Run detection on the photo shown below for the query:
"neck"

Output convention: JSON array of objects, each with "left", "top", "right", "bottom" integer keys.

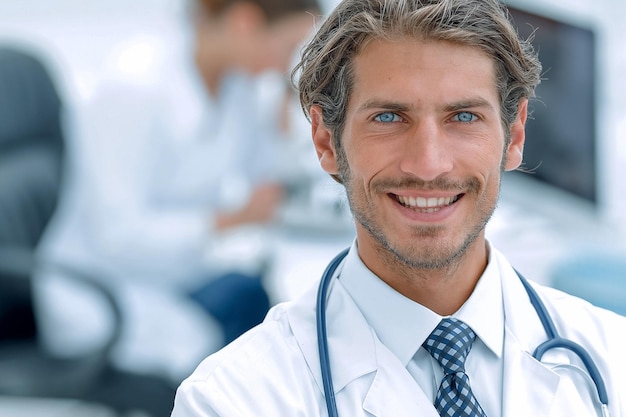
[
  {"left": 198, "top": 47, "right": 226, "bottom": 96},
  {"left": 194, "top": 25, "right": 230, "bottom": 97},
  {"left": 356, "top": 233, "right": 489, "bottom": 316}
]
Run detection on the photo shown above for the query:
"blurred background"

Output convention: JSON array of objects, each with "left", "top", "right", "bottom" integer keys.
[{"left": 0, "top": 0, "right": 625, "bottom": 415}]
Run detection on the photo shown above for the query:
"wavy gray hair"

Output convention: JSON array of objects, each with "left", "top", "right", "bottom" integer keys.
[{"left": 293, "top": 0, "right": 541, "bottom": 157}]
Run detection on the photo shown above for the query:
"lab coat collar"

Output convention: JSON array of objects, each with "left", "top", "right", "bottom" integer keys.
[
  {"left": 287, "top": 260, "right": 377, "bottom": 394},
  {"left": 339, "top": 242, "right": 441, "bottom": 367},
  {"left": 286, "top": 249, "right": 439, "bottom": 416},
  {"left": 289, "top": 280, "right": 441, "bottom": 416}
]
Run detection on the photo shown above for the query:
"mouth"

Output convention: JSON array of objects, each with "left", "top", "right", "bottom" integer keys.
[{"left": 393, "top": 194, "right": 462, "bottom": 213}]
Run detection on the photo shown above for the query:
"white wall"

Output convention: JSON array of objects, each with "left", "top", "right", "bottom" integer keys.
[{"left": 0, "top": 0, "right": 187, "bottom": 105}]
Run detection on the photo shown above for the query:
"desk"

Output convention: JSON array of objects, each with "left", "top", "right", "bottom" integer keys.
[
  {"left": 0, "top": 397, "right": 117, "bottom": 417},
  {"left": 265, "top": 227, "right": 355, "bottom": 304}
]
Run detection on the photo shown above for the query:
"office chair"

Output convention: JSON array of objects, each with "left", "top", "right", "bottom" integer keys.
[
  {"left": 0, "top": 44, "right": 123, "bottom": 396},
  {"left": 0, "top": 46, "right": 175, "bottom": 417},
  {"left": 0, "top": 44, "right": 64, "bottom": 343},
  {"left": 0, "top": 249, "right": 124, "bottom": 397}
]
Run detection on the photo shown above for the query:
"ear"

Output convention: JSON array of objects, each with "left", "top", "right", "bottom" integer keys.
[
  {"left": 504, "top": 99, "right": 528, "bottom": 171},
  {"left": 310, "top": 105, "right": 339, "bottom": 176}
]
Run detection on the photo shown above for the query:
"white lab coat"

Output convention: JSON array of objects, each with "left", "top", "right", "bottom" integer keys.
[{"left": 172, "top": 246, "right": 626, "bottom": 416}]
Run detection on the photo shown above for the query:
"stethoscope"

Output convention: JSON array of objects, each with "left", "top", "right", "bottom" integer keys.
[{"left": 316, "top": 248, "right": 610, "bottom": 417}]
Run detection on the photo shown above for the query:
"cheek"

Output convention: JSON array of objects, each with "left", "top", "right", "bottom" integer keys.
[
  {"left": 342, "top": 125, "right": 396, "bottom": 172},
  {"left": 455, "top": 137, "right": 505, "bottom": 183},
  {"left": 340, "top": 133, "right": 377, "bottom": 180},
  {"left": 344, "top": 149, "right": 393, "bottom": 201}
]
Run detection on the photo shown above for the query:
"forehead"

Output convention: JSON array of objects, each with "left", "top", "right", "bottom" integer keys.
[{"left": 349, "top": 38, "right": 499, "bottom": 110}]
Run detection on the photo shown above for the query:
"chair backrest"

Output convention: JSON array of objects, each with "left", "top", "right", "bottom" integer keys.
[
  {"left": 0, "top": 48, "right": 163, "bottom": 413},
  {"left": 0, "top": 46, "right": 63, "bottom": 154},
  {"left": 0, "top": 46, "right": 65, "bottom": 341}
]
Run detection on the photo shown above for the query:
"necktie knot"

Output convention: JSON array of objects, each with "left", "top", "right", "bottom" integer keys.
[
  {"left": 422, "top": 318, "right": 486, "bottom": 416},
  {"left": 422, "top": 318, "right": 476, "bottom": 375}
]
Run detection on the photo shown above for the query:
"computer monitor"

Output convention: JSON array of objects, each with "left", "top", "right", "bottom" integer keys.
[{"left": 506, "top": 5, "right": 597, "bottom": 204}]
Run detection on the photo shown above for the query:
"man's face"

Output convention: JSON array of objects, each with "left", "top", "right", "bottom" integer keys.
[
  {"left": 312, "top": 38, "right": 527, "bottom": 275},
  {"left": 262, "top": 13, "right": 317, "bottom": 73},
  {"left": 194, "top": 6, "right": 315, "bottom": 85}
]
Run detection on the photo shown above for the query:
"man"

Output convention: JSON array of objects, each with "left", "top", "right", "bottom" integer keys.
[
  {"left": 34, "top": 0, "right": 319, "bottom": 388},
  {"left": 171, "top": 0, "right": 626, "bottom": 416}
]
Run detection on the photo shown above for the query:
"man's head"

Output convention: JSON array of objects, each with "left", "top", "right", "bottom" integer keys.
[
  {"left": 295, "top": 0, "right": 541, "bottom": 172},
  {"left": 193, "top": 0, "right": 319, "bottom": 93},
  {"left": 294, "top": 0, "right": 543, "bottom": 278},
  {"left": 196, "top": 0, "right": 320, "bottom": 23}
]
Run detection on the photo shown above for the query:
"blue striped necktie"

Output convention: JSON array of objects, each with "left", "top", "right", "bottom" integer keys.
[{"left": 422, "top": 318, "right": 487, "bottom": 417}]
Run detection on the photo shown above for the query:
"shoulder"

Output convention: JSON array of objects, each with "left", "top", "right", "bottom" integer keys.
[
  {"left": 491, "top": 244, "right": 626, "bottom": 332},
  {"left": 182, "top": 303, "right": 292, "bottom": 376},
  {"left": 186, "top": 303, "right": 298, "bottom": 378},
  {"left": 172, "top": 298, "right": 323, "bottom": 416},
  {"left": 493, "top": 244, "right": 626, "bottom": 357},
  {"left": 531, "top": 281, "right": 626, "bottom": 340}
]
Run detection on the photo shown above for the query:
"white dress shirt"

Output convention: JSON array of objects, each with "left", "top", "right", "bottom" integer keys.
[{"left": 339, "top": 241, "right": 505, "bottom": 417}]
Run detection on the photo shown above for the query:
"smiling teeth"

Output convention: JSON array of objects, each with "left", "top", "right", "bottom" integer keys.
[{"left": 396, "top": 195, "right": 458, "bottom": 210}]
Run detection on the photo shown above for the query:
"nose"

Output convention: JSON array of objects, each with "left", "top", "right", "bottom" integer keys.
[{"left": 398, "top": 120, "right": 454, "bottom": 182}]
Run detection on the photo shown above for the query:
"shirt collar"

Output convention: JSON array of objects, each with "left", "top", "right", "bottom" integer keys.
[
  {"left": 454, "top": 241, "right": 504, "bottom": 358},
  {"left": 340, "top": 240, "right": 504, "bottom": 367}
]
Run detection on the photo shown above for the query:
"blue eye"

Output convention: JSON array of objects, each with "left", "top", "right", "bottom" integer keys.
[
  {"left": 374, "top": 112, "right": 401, "bottom": 123},
  {"left": 454, "top": 111, "right": 478, "bottom": 123}
]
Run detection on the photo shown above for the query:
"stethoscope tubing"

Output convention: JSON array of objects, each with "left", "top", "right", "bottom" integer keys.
[
  {"left": 316, "top": 249, "right": 609, "bottom": 416},
  {"left": 518, "top": 273, "right": 609, "bottom": 406},
  {"left": 316, "top": 248, "right": 348, "bottom": 417}
]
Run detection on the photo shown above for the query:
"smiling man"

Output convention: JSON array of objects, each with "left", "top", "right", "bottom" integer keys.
[
  {"left": 310, "top": 38, "right": 525, "bottom": 316},
  {"left": 171, "top": 1, "right": 626, "bottom": 416}
]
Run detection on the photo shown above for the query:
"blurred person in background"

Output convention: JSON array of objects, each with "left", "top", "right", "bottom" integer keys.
[{"left": 33, "top": 0, "right": 320, "bottom": 389}]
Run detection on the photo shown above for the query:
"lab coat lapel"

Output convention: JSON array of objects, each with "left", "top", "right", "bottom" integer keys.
[
  {"left": 499, "top": 260, "right": 600, "bottom": 416},
  {"left": 324, "top": 282, "right": 439, "bottom": 416},
  {"left": 362, "top": 345, "right": 439, "bottom": 417},
  {"left": 503, "top": 323, "right": 600, "bottom": 416},
  {"left": 500, "top": 264, "right": 560, "bottom": 415},
  {"left": 288, "top": 277, "right": 438, "bottom": 417},
  {"left": 288, "top": 279, "right": 377, "bottom": 394},
  {"left": 502, "top": 325, "right": 560, "bottom": 415}
]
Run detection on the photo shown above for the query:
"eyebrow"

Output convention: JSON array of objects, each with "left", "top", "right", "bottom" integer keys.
[
  {"left": 357, "top": 99, "right": 412, "bottom": 113},
  {"left": 442, "top": 98, "right": 494, "bottom": 112},
  {"left": 357, "top": 97, "right": 496, "bottom": 113}
]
